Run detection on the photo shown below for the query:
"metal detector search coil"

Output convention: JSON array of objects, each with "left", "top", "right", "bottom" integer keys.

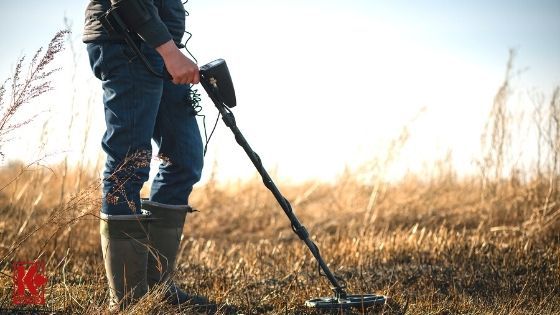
[
  {"left": 199, "top": 58, "right": 387, "bottom": 310},
  {"left": 305, "top": 294, "right": 387, "bottom": 310}
]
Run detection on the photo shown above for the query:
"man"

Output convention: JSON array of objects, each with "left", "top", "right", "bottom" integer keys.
[{"left": 82, "top": 0, "right": 204, "bottom": 310}]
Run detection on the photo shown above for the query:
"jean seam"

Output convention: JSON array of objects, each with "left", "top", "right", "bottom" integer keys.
[{"left": 99, "top": 43, "right": 106, "bottom": 81}]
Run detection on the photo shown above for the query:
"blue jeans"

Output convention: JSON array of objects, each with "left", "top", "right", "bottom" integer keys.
[{"left": 87, "top": 41, "right": 203, "bottom": 215}]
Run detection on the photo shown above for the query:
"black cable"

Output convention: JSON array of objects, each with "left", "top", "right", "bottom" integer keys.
[
  {"left": 181, "top": 0, "right": 220, "bottom": 157},
  {"left": 205, "top": 112, "right": 221, "bottom": 156},
  {"left": 189, "top": 89, "right": 220, "bottom": 157},
  {"left": 181, "top": 0, "right": 198, "bottom": 64}
]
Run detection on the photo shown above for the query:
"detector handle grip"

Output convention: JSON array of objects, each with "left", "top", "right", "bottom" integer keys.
[{"left": 199, "top": 59, "right": 237, "bottom": 108}]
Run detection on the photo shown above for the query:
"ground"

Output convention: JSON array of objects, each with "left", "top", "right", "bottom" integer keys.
[{"left": 0, "top": 166, "right": 558, "bottom": 314}]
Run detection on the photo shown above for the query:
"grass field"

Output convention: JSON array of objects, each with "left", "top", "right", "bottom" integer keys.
[
  {"left": 0, "top": 33, "right": 559, "bottom": 314},
  {"left": 0, "top": 158, "right": 558, "bottom": 314}
]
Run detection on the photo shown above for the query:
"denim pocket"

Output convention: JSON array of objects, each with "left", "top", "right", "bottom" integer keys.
[
  {"left": 98, "top": 42, "right": 132, "bottom": 80},
  {"left": 87, "top": 43, "right": 104, "bottom": 80},
  {"left": 119, "top": 42, "right": 139, "bottom": 63},
  {"left": 119, "top": 41, "right": 162, "bottom": 68}
]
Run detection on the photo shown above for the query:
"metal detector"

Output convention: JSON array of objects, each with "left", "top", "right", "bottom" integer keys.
[
  {"left": 199, "top": 59, "right": 387, "bottom": 310},
  {"left": 98, "top": 4, "right": 387, "bottom": 310}
]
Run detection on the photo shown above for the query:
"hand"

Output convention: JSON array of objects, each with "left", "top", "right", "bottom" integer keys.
[{"left": 155, "top": 40, "right": 199, "bottom": 85}]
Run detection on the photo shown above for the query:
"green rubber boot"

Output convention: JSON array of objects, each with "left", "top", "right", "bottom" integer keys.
[
  {"left": 100, "top": 211, "right": 150, "bottom": 311},
  {"left": 142, "top": 200, "right": 209, "bottom": 306},
  {"left": 142, "top": 200, "right": 210, "bottom": 309}
]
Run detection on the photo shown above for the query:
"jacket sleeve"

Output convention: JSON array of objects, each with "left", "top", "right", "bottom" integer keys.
[{"left": 110, "top": 0, "right": 172, "bottom": 48}]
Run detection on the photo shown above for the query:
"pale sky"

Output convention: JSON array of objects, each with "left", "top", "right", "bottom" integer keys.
[{"left": 0, "top": 0, "right": 559, "bottom": 183}]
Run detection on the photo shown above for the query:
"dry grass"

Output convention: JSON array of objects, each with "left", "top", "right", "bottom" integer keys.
[
  {"left": 0, "top": 165, "right": 558, "bottom": 314},
  {"left": 0, "top": 36, "right": 559, "bottom": 314}
]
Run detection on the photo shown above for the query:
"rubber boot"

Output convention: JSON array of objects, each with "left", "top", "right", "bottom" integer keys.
[
  {"left": 100, "top": 211, "right": 150, "bottom": 311},
  {"left": 142, "top": 200, "right": 208, "bottom": 306}
]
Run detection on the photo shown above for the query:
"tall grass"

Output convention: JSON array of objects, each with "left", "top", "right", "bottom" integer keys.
[{"left": 0, "top": 37, "right": 558, "bottom": 314}]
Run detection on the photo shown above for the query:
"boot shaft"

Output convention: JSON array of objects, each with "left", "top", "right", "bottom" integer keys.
[
  {"left": 142, "top": 200, "right": 190, "bottom": 285},
  {"left": 100, "top": 211, "right": 150, "bottom": 310}
]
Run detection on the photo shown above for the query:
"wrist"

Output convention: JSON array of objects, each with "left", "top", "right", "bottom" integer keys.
[{"left": 155, "top": 40, "right": 179, "bottom": 59}]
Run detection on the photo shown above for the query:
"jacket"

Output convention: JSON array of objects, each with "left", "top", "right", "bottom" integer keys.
[{"left": 82, "top": 0, "right": 186, "bottom": 48}]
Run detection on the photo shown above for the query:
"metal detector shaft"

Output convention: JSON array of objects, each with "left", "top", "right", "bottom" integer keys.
[{"left": 203, "top": 82, "right": 347, "bottom": 298}]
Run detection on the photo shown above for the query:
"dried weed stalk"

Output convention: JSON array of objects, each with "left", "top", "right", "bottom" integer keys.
[
  {"left": 479, "top": 49, "right": 515, "bottom": 197},
  {"left": 0, "top": 29, "right": 70, "bottom": 157}
]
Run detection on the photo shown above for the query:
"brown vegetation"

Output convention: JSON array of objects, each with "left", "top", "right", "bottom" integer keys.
[{"left": 0, "top": 36, "right": 558, "bottom": 314}]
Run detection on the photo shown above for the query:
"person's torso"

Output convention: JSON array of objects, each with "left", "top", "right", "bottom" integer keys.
[{"left": 82, "top": 0, "right": 186, "bottom": 45}]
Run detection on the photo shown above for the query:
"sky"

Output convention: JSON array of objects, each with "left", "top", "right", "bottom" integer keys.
[{"left": 0, "top": 0, "right": 559, "bottom": 183}]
